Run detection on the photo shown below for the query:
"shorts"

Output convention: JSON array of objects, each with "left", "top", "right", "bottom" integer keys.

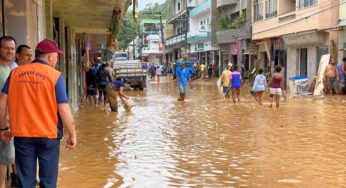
[
  {"left": 178, "top": 84, "right": 187, "bottom": 94},
  {"left": 0, "top": 139, "right": 15, "bottom": 164},
  {"left": 270, "top": 87, "right": 282, "bottom": 95},
  {"left": 223, "top": 86, "right": 231, "bottom": 96},
  {"left": 337, "top": 79, "right": 345, "bottom": 89},
  {"left": 87, "top": 88, "right": 96, "bottom": 96},
  {"left": 326, "top": 77, "right": 337, "bottom": 90}
]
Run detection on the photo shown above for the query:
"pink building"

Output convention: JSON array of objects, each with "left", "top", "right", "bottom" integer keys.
[{"left": 251, "top": 0, "right": 339, "bottom": 85}]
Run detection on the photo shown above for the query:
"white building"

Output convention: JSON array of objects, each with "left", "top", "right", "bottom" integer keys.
[
  {"left": 187, "top": 0, "right": 219, "bottom": 65},
  {"left": 141, "top": 34, "right": 163, "bottom": 56}
]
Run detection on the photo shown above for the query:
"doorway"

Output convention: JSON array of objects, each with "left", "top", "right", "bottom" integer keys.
[{"left": 300, "top": 48, "right": 308, "bottom": 76}]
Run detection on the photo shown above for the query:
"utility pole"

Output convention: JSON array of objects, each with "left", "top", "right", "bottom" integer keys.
[{"left": 158, "top": 13, "right": 167, "bottom": 69}]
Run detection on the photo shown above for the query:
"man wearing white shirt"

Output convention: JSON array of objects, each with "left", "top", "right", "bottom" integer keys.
[{"left": 9, "top": 44, "right": 32, "bottom": 70}]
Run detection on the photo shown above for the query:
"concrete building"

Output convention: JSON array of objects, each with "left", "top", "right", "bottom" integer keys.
[
  {"left": 338, "top": 0, "right": 346, "bottom": 61},
  {"left": 0, "top": 0, "right": 132, "bottom": 110},
  {"left": 252, "top": 0, "right": 339, "bottom": 85},
  {"left": 188, "top": 0, "right": 219, "bottom": 66},
  {"left": 166, "top": 0, "right": 190, "bottom": 62},
  {"left": 138, "top": 19, "right": 164, "bottom": 63},
  {"left": 211, "top": 0, "right": 255, "bottom": 74}
]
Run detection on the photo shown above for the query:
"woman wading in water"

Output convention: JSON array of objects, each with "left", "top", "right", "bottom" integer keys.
[
  {"left": 268, "top": 65, "right": 283, "bottom": 108},
  {"left": 252, "top": 68, "right": 266, "bottom": 105}
]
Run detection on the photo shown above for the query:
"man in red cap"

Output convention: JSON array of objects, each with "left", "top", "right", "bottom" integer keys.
[{"left": 0, "top": 39, "right": 77, "bottom": 187}]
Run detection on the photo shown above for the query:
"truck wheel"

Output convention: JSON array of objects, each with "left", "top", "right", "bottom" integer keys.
[{"left": 139, "top": 81, "right": 144, "bottom": 90}]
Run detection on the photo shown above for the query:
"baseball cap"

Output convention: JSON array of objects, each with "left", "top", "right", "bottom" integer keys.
[{"left": 35, "top": 39, "right": 64, "bottom": 55}]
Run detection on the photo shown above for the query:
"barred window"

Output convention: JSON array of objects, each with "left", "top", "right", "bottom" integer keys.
[
  {"left": 265, "top": 0, "right": 277, "bottom": 18},
  {"left": 299, "top": 0, "right": 317, "bottom": 9},
  {"left": 254, "top": 0, "right": 264, "bottom": 22}
]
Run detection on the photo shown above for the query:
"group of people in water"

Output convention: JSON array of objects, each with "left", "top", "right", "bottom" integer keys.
[
  {"left": 220, "top": 64, "right": 284, "bottom": 108},
  {"left": 83, "top": 62, "right": 130, "bottom": 112}
]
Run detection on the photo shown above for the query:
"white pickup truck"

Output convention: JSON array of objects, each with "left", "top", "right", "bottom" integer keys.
[{"left": 113, "top": 60, "right": 147, "bottom": 90}]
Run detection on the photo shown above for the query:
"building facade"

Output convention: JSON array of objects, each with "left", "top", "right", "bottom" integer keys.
[
  {"left": 0, "top": 0, "right": 131, "bottom": 110},
  {"left": 165, "top": 0, "right": 190, "bottom": 63},
  {"left": 188, "top": 0, "right": 219, "bottom": 67},
  {"left": 338, "top": 0, "right": 346, "bottom": 61},
  {"left": 211, "top": 0, "right": 255, "bottom": 74},
  {"left": 252, "top": 0, "right": 339, "bottom": 86},
  {"left": 138, "top": 19, "right": 164, "bottom": 63}
]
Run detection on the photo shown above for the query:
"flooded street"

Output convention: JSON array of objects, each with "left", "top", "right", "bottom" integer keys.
[{"left": 58, "top": 78, "right": 346, "bottom": 188}]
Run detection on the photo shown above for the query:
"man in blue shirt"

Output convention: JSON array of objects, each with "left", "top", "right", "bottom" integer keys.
[{"left": 176, "top": 63, "right": 193, "bottom": 101}]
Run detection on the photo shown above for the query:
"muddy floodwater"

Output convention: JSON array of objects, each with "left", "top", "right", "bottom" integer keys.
[{"left": 58, "top": 78, "right": 346, "bottom": 188}]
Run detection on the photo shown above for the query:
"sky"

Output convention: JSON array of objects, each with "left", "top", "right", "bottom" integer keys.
[{"left": 138, "top": 0, "right": 166, "bottom": 10}]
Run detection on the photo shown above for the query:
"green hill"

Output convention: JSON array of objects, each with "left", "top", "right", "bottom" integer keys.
[{"left": 139, "top": 0, "right": 173, "bottom": 20}]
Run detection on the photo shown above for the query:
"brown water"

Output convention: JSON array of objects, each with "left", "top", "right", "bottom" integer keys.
[{"left": 58, "top": 78, "right": 346, "bottom": 188}]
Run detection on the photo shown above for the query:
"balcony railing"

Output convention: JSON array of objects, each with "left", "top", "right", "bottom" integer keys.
[
  {"left": 279, "top": 13, "right": 296, "bottom": 23},
  {"left": 167, "top": 9, "right": 188, "bottom": 24},
  {"left": 187, "top": 32, "right": 211, "bottom": 43},
  {"left": 216, "top": 21, "right": 251, "bottom": 44},
  {"left": 166, "top": 33, "right": 187, "bottom": 49},
  {"left": 190, "top": 0, "right": 211, "bottom": 17},
  {"left": 217, "top": 0, "right": 237, "bottom": 8}
]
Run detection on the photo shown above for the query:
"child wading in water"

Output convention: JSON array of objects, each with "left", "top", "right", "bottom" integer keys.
[
  {"left": 252, "top": 68, "right": 266, "bottom": 105},
  {"left": 230, "top": 65, "right": 242, "bottom": 104}
]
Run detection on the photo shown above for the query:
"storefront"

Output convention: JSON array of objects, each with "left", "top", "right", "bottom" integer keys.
[
  {"left": 257, "top": 40, "right": 271, "bottom": 73},
  {"left": 272, "top": 38, "right": 287, "bottom": 87},
  {"left": 283, "top": 31, "right": 329, "bottom": 83}
]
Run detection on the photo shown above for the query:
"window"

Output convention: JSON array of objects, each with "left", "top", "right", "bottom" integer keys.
[
  {"left": 230, "top": 12, "right": 240, "bottom": 22},
  {"left": 177, "top": 2, "right": 181, "bottom": 11},
  {"left": 299, "top": 0, "right": 317, "bottom": 9},
  {"left": 200, "top": 21, "right": 203, "bottom": 25},
  {"left": 254, "top": 0, "right": 264, "bottom": 22},
  {"left": 177, "top": 27, "right": 181, "bottom": 34},
  {"left": 266, "top": 0, "right": 277, "bottom": 18},
  {"left": 300, "top": 48, "right": 308, "bottom": 76},
  {"left": 195, "top": 43, "right": 204, "bottom": 51}
]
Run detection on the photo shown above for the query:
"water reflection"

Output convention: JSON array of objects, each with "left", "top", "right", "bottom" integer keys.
[{"left": 58, "top": 78, "right": 346, "bottom": 187}]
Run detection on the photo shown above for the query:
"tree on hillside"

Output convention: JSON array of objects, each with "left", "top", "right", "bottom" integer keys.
[{"left": 117, "top": 0, "right": 173, "bottom": 50}]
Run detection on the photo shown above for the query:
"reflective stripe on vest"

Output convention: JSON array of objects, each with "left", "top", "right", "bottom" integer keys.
[{"left": 8, "top": 62, "right": 61, "bottom": 138}]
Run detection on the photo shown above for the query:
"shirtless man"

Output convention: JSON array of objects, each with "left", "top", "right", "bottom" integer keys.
[{"left": 324, "top": 58, "right": 339, "bottom": 94}]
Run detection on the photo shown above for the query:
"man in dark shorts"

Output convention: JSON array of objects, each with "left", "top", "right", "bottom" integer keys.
[
  {"left": 86, "top": 65, "right": 97, "bottom": 104},
  {"left": 324, "top": 57, "right": 339, "bottom": 94}
]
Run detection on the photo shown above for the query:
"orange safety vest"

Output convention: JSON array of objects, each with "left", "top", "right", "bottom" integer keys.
[{"left": 8, "top": 62, "right": 61, "bottom": 138}]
